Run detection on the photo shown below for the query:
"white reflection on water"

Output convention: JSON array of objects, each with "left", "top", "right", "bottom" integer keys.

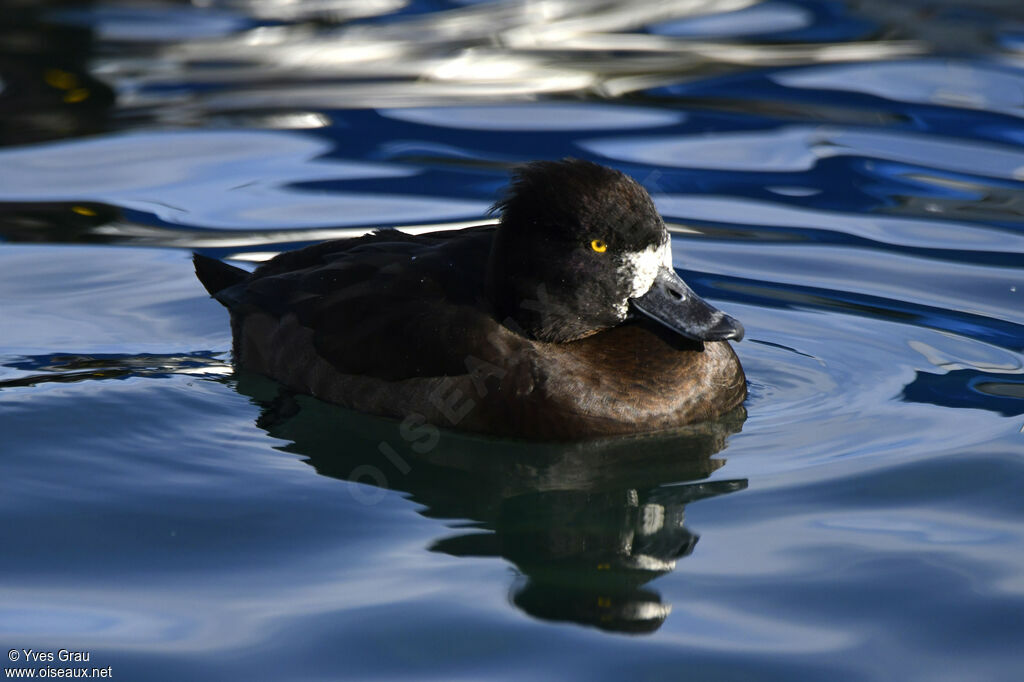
[
  {"left": 581, "top": 126, "right": 1024, "bottom": 180},
  {"left": 773, "top": 59, "right": 1024, "bottom": 119},
  {"left": 220, "top": 191, "right": 487, "bottom": 229},
  {"left": 378, "top": 102, "right": 685, "bottom": 130},
  {"left": 214, "top": 0, "right": 408, "bottom": 22},
  {"left": 87, "top": 0, "right": 926, "bottom": 114},
  {"left": 907, "top": 338, "right": 1022, "bottom": 374},
  {"left": 91, "top": 218, "right": 498, "bottom": 251},
  {"left": 0, "top": 246, "right": 224, "bottom": 355},
  {"left": 657, "top": 600, "right": 853, "bottom": 653},
  {"left": 649, "top": 0, "right": 811, "bottom": 37},
  {"left": 816, "top": 512, "right": 1012, "bottom": 545},
  {"left": 0, "top": 130, "right": 347, "bottom": 197},
  {"left": 683, "top": 240, "right": 1024, "bottom": 326},
  {"left": 52, "top": 5, "right": 249, "bottom": 41},
  {"left": 0, "top": 603, "right": 176, "bottom": 641},
  {"left": 0, "top": 544, "right": 482, "bottom": 653},
  {"left": 654, "top": 194, "right": 1024, "bottom": 251},
  {"left": 0, "top": 131, "right": 493, "bottom": 228}
]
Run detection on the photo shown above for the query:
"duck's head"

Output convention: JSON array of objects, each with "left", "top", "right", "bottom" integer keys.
[{"left": 487, "top": 158, "right": 744, "bottom": 344}]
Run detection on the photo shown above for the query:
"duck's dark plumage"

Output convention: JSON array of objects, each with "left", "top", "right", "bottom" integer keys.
[{"left": 195, "top": 159, "right": 746, "bottom": 440}]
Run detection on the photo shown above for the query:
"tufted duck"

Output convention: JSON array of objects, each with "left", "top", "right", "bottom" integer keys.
[{"left": 194, "top": 159, "right": 746, "bottom": 440}]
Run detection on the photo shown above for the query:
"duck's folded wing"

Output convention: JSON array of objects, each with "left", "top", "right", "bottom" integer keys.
[{"left": 228, "top": 226, "right": 507, "bottom": 381}]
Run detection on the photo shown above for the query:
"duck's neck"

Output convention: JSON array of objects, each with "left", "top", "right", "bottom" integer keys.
[{"left": 485, "top": 229, "right": 592, "bottom": 343}]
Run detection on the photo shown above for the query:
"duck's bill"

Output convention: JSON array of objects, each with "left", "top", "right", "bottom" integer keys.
[{"left": 630, "top": 266, "right": 744, "bottom": 342}]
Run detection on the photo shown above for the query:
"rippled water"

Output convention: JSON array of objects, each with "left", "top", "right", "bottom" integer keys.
[{"left": 2, "top": 1, "right": 1023, "bottom": 680}]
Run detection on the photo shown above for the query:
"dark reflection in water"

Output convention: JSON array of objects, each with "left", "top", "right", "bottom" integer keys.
[
  {"left": 0, "top": 0, "right": 114, "bottom": 146},
  {"left": 239, "top": 373, "right": 747, "bottom": 635},
  {"left": 0, "top": 201, "right": 120, "bottom": 243},
  {"left": 902, "top": 368, "right": 1024, "bottom": 416},
  {"left": 0, "top": 199, "right": 410, "bottom": 253},
  {"left": 0, "top": 352, "right": 229, "bottom": 388},
  {"left": 493, "top": 480, "right": 744, "bottom": 633}
]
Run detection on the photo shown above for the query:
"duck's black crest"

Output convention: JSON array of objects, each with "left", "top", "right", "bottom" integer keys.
[{"left": 491, "top": 159, "right": 660, "bottom": 246}]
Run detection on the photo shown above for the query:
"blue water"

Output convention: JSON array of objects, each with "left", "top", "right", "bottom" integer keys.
[{"left": 2, "top": 1, "right": 1023, "bottom": 680}]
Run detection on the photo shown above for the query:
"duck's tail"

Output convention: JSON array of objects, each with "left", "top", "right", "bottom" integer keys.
[{"left": 193, "top": 253, "right": 248, "bottom": 302}]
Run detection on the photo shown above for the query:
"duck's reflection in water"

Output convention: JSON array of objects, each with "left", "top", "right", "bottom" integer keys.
[{"left": 241, "top": 374, "right": 746, "bottom": 635}]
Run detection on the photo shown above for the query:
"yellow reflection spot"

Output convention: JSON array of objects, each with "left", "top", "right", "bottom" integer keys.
[
  {"left": 72, "top": 206, "right": 97, "bottom": 217},
  {"left": 596, "top": 563, "right": 610, "bottom": 570},
  {"left": 45, "top": 69, "right": 78, "bottom": 90},
  {"left": 596, "top": 597, "right": 611, "bottom": 608},
  {"left": 63, "top": 88, "right": 90, "bottom": 103},
  {"left": 591, "top": 239, "right": 607, "bottom": 253}
]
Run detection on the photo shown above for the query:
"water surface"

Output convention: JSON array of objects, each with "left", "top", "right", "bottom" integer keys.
[{"left": 1, "top": 1, "right": 1023, "bottom": 680}]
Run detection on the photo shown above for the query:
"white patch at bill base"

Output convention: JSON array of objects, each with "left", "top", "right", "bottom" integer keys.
[{"left": 613, "top": 238, "right": 673, "bottom": 318}]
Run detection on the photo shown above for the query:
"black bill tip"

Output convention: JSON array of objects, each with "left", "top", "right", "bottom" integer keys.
[{"left": 630, "top": 267, "right": 744, "bottom": 342}]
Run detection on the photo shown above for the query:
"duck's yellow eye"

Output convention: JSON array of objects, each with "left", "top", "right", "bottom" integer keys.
[{"left": 590, "top": 239, "right": 607, "bottom": 253}]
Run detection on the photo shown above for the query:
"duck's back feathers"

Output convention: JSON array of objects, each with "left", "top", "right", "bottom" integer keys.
[{"left": 202, "top": 226, "right": 513, "bottom": 383}]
